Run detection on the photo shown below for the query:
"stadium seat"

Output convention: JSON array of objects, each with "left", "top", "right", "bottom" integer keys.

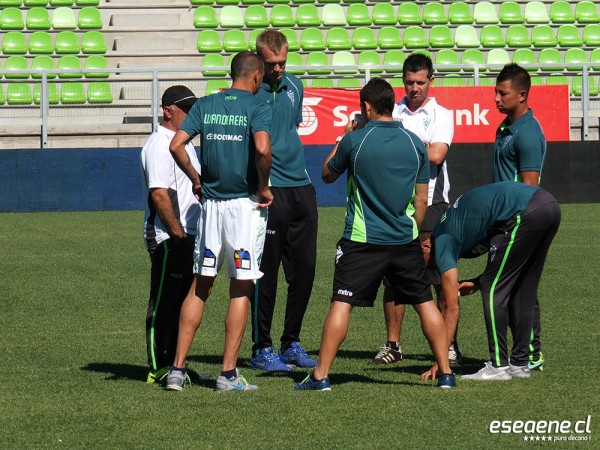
[
  {"left": 531, "top": 25, "right": 557, "bottom": 47},
  {"left": 525, "top": 1, "right": 550, "bottom": 24},
  {"left": 301, "top": 28, "right": 326, "bottom": 51},
  {"left": 454, "top": 25, "right": 479, "bottom": 48},
  {"left": 75, "top": 0, "right": 99, "bottom": 4},
  {"left": 499, "top": 2, "right": 524, "bottom": 24},
  {"left": 583, "top": 25, "right": 600, "bottom": 47},
  {"left": 50, "top": 0, "right": 74, "bottom": 5},
  {"left": 429, "top": 25, "right": 454, "bottom": 48},
  {"left": 557, "top": 25, "right": 583, "bottom": 47},
  {"left": 248, "top": 28, "right": 263, "bottom": 52},
  {"left": 372, "top": 3, "right": 396, "bottom": 26},
  {"left": 60, "top": 81, "right": 86, "bottom": 103},
  {"left": 311, "top": 78, "right": 334, "bottom": 88},
  {"left": 403, "top": 26, "right": 428, "bottom": 49},
  {"left": 216, "top": 0, "right": 239, "bottom": 5},
  {"left": 219, "top": 5, "right": 244, "bottom": 28},
  {"left": 474, "top": 2, "right": 499, "bottom": 24},
  {"left": 194, "top": 7, "right": 218, "bottom": 28},
  {"left": 576, "top": 1, "right": 600, "bottom": 23},
  {"left": 506, "top": 25, "right": 532, "bottom": 47},
  {"left": 352, "top": 27, "right": 377, "bottom": 50},
  {"left": 546, "top": 74, "right": 569, "bottom": 87},
  {"left": 0, "top": 7, "right": 24, "bottom": 30},
  {"left": 441, "top": 74, "right": 465, "bottom": 87},
  {"left": 223, "top": 29, "right": 247, "bottom": 52},
  {"left": 83, "top": 54, "right": 109, "bottom": 78},
  {"left": 411, "top": 49, "right": 432, "bottom": 60},
  {"left": 435, "top": 49, "right": 459, "bottom": 73},
  {"left": 0, "top": 0, "right": 22, "bottom": 4},
  {"left": 571, "top": 75, "right": 599, "bottom": 96},
  {"left": 487, "top": 48, "right": 510, "bottom": 71},
  {"left": 538, "top": 48, "right": 563, "bottom": 71},
  {"left": 448, "top": 2, "right": 473, "bottom": 25},
  {"left": 77, "top": 7, "right": 103, "bottom": 30},
  {"left": 480, "top": 25, "right": 506, "bottom": 48},
  {"left": 24, "top": 0, "right": 49, "bottom": 5},
  {"left": 550, "top": 1, "right": 575, "bottom": 24},
  {"left": 530, "top": 73, "right": 543, "bottom": 85},
  {"left": 337, "top": 78, "right": 361, "bottom": 89},
  {"left": 197, "top": 30, "right": 221, "bottom": 52},
  {"left": 343, "top": 0, "right": 365, "bottom": 4},
  {"left": 321, "top": 4, "right": 345, "bottom": 27},
  {"left": 245, "top": 5, "right": 269, "bottom": 28},
  {"left": 240, "top": 0, "right": 264, "bottom": 4},
  {"left": 2, "top": 31, "right": 27, "bottom": 54},
  {"left": 461, "top": 48, "right": 485, "bottom": 72},
  {"left": 347, "top": 4, "right": 371, "bottom": 26},
  {"left": 270, "top": 5, "right": 295, "bottom": 27},
  {"left": 357, "top": 50, "right": 381, "bottom": 74},
  {"left": 280, "top": 28, "right": 299, "bottom": 51},
  {"left": 377, "top": 27, "right": 403, "bottom": 50},
  {"left": 327, "top": 28, "right": 351, "bottom": 51},
  {"left": 33, "top": 82, "right": 59, "bottom": 104},
  {"left": 564, "top": 48, "right": 588, "bottom": 71},
  {"left": 7, "top": 83, "right": 33, "bottom": 105},
  {"left": 306, "top": 51, "right": 330, "bottom": 75},
  {"left": 388, "top": 77, "right": 404, "bottom": 88},
  {"left": 383, "top": 50, "right": 405, "bottom": 74},
  {"left": 397, "top": 2, "right": 421, "bottom": 25},
  {"left": 4, "top": 56, "right": 29, "bottom": 79},
  {"left": 87, "top": 81, "right": 112, "bottom": 103},
  {"left": 31, "top": 55, "right": 56, "bottom": 79},
  {"left": 26, "top": 7, "right": 51, "bottom": 30},
  {"left": 512, "top": 48, "right": 537, "bottom": 67},
  {"left": 592, "top": 49, "right": 600, "bottom": 71},
  {"left": 190, "top": 0, "right": 214, "bottom": 4},
  {"left": 422, "top": 2, "right": 447, "bottom": 25},
  {"left": 52, "top": 6, "right": 76, "bottom": 30},
  {"left": 55, "top": 31, "right": 80, "bottom": 54},
  {"left": 295, "top": 4, "right": 320, "bottom": 27},
  {"left": 28, "top": 31, "right": 54, "bottom": 54},
  {"left": 331, "top": 50, "right": 356, "bottom": 74},
  {"left": 205, "top": 79, "right": 228, "bottom": 95},
  {"left": 81, "top": 31, "right": 105, "bottom": 54},
  {"left": 467, "top": 75, "right": 493, "bottom": 87},
  {"left": 285, "top": 52, "right": 304, "bottom": 75},
  {"left": 57, "top": 55, "right": 82, "bottom": 78},
  {"left": 0, "top": 85, "right": 4, "bottom": 105}
]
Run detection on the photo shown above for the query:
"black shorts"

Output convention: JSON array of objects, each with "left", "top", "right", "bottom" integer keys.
[
  {"left": 331, "top": 238, "right": 432, "bottom": 307},
  {"left": 421, "top": 202, "right": 449, "bottom": 233}
]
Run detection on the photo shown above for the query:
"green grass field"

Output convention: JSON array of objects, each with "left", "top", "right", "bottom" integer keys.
[{"left": 1, "top": 205, "right": 598, "bottom": 449}]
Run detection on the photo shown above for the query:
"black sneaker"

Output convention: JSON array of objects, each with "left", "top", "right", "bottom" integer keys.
[{"left": 368, "top": 344, "right": 403, "bottom": 365}]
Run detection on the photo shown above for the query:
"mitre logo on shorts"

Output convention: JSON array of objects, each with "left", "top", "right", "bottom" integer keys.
[
  {"left": 337, "top": 289, "right": 353, "bottom": 297},
  {"left": 489, "top": 244, "right": 497, "bottom": 262},
  {"left": 203, "top": 248, "right": 216, "bottom": 268},
  {"left": 234, "top": 249, "right": 251, "bottom": 270}
]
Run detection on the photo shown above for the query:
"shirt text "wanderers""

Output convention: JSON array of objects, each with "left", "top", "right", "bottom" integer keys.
[{"left": 203, "top": 114, "right": 248, "bottom": 127}]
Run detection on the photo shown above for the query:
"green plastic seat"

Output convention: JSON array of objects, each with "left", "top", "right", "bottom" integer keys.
[
  {"left": 337, "top": 78, "right": 361, "bottom": 89},
  {"left": 24, "top": 0, "right": 49, "bottom": 5},
  {"left": 0, "top": 0, "right": 22, "bottom": 5},
  {"left": 403, "top": 26, "right": 428, "bottom": 49},
  {"left": 245, "top": 5, "right": 269, "bottom": 27},
  {"left": 4, "top": 56, "right": 29, "bottom": 79},
  {"left": 357, "top": 50, "right": 381, "bottom": 74},
  {"left": 461, "top": 49, "right": 485, "bottom": 72},
  {"left": 435, "top": 49, "right": 459, "bottom": 73},
  {"left": 295, "top": 4, "right": 319, "bottom": 27},
  {"left": 538, "top": 48, "right": 563, "bottom": 71},
  {"left": 557, "top": 25, "right": 583, "bottom": 47},
  {"left": 571, "top": 75, "right": 599, "bottom": 96},
  {"left": 190, "top": 0, "right": 214, "bottom": 4},
  {"left": 311, "top": 78, "right": 334, "bottom": 88},
  {"left": 388, "top": 77, "right": 404, "bottom": 88},
  {"left": 77, "top": 7, "right": 103, "bottom": 29},
  {"left": 474, "top": 2, "right": 498, "bottom": 24},
  {"left": 321, "top": 4, "right": 345, "bottom": 27},
  {"left": 344, "top": 0, "right": 365, "bottom": 4},
  {"left": 219, "top": 5, "right": 244, "bottom": 28},
  {"left": 60, "top": 81, "right": 86, "bottom": 103},
  {"left": 286, "top": 52, "right": 304, "bottom": 75},
  {"left": 546, "top": 74, "right": 569, "bottom": 87},
  {"left": 576, "top": 1, "right": 600, "bottom": 23},
  {"left": 530, "top": 73, "right": 543, "bottom": 85},
  {"left": 512, "top": 48, "right": 537, "bottom": 67},
  {"left": 280, "top": 28, "right": 299, "bottom": 51},
  {"left": 422, "top": 2, "right": 447, "bottom": 25},
  {"left": 306, "top": 51, "right": 330, "bottom": 75},
  {"left": 57, "top": 55, "right": 82, "bottom": 78},
  {"left": 506, "top": 25, "right": 532, "bottom": 47},
  {"left": 583, "top": 24, "right": 600, "bottom": 47},
  {"left": 301, "top": 28, "right": 326, "bottom": 51},
  {"left": 467, "top": 75, "right": 492, "bottom": 87},
  {"left": 197, "top": 30, "right": 221, "bottom": 52},
  {"left": 429, "top": 25, "right": 454, "bottom": 48},
  {"left": 454, "top": 24, "right": 479, "bottom": 48},
  {"left": 592, "top": 48, "right": 600, "bottom": 71},
  {"left": 87, "top": 81, "right": 112, "bottom": 103},
  {"left": 55, "top": 30, "right": 80, "bottom": 54},
  {"left": 1, "top": 7, "right": 24, "bottom": 30},
  {"left": 34, "top": 82, "right": 59, "bottom": 104},
  {"left": 83, "top": 54, "right": 109, "bottom": 78},
  {"left": 410, "top": 49, "right": 432, "bottom": 60},
  {"left": 327, "top": 27, "right": 351, "bottom": 51},
  {"left": 525, "top": 1, "right": 550, "bottom": 24},
  {"left": 372, "top": 3, "right": 396, "bottom": 26},
  {"left": 26, "top": 7, "right": 51, "bottom": 30},
  {"left": 292, "top": 0, "right": 314, "bottom": 4},
  {"left": 215, "top": 0, "right": 238, "bottom": 5},
  {"left": 0, "top": 85, "right": 4, "bottom": 105},
  {"left": 480, "top": 25, "right": 506, "bottom": 48},
  {"left": 75, "top": 0, "right": 99, "bottom": 5},
  {"left": 441, "top": 74, "right": 465, "bottom": 87},
  {"left": 487, "top": 48, "right": 510, "bottom": 71},
  {"left": 383, "top": 50, "right": 405, "bottom": 74},
  {"left": 532, "top": 25, "right": 557, "bottom": 47},
  {"left": 50, "top": 0, "right": 74, "bottom": 5},
  {"left": 2, "top": 31, "right": 27, "bottom": 54},
  {"left": 248, "top": 28, "right": 264, "bottom": 52},
  {"left": 352, "top": 27, "right": 377, "bottom": 50},
  {"left": 52, "top": 6, "right": 76, "bottom": 30},
  {"left": 241, "top": 0, "right": 263, "bottom": 5},
  {"left": 31, "top": 55, "right": 56, "bottom": 79},
  {"left": 7, "top": 83, "right": 33, "bottom": 105},
  {"left": 205, "top": 79, "right": 228, "bottom": 95},
  {"left": 499, "top": 2, "right": 524, "bottom": 24},
  {"left": 81, "top": 31, "right": 105, "bottom": 54},
  {"left": 397, "top": 2, "right": 421, "bottom": 25},
  {"left": 564, "top": 48, "right": 588, "bottom": 71},
  {"left": 377, "top": 26, "right": 403, "bottom": 50},
  {"left": 270, "top": 5, "right": 295, "bottom": 27},
  {"left": 194, "top": 6, "right": 218, "bottom": 28},
  {"left": 346, "top": 4, "right": 370, "bottom": 26},
  {"left": 28, "top": 31, "right": 54, "bottom": 54},
  {"left": 223, "top": 29, "right": 247, "bottom": 52},
  {"left": 448, "top": 2, "right": 473, "bottom": 25},
  {"left": 331, "top": 50, "right": 356, "bottom": 74},
  {"left": 550, "top": 1, "right": 575, "bottom": 24}
]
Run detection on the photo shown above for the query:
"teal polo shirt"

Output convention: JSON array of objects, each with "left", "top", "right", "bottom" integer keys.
[
  {"left": 181, "top": 88, "right": 272, "bottom": 200},
  {"left": 492, "top": 109, "right": 547, "bottom": 183},
  {"left": 255, "top": 72, "right": 310, "bottom": 187},
  {"left": 328, "top": 120, "right": 429, "bottom": 245},
  {"left": 432, "top": 182, "right": 538, "bottom": 275}
]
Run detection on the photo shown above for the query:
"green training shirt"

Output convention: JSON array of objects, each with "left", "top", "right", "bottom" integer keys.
[
  {"left": 328, "top": 120, "right": 429, "bottom": 245},
  {"left": 180, "top": 88, "right": 272, "bottom": 199}
]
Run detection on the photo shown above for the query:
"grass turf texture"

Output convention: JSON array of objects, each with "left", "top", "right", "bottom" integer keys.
[{"left": 0, "top": 205, "right": 597, "bottom": 448}]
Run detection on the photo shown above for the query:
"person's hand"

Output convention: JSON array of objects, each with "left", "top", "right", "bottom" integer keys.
[
  {"left": 458, "top": 279, "right": 480, "bottom": 297},
  {"left": 421, "top": 239, "right": 432, "bottom": 265},
  {"left": 192, "top": 183, "right": 202, "bottom": 202},
  {"left": 421, "top": 363, "right": 439, "bottom": 381},
  {"left": 256, "top": 186, "right": 273, "bottom": 209}
]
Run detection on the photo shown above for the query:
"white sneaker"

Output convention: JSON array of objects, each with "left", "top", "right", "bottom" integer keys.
[
  {"left": 462, "top": 361, "right": 512, "bottom": 381},
  {"left": 509, "top": 364, "right": 531, "bottom": 379}
]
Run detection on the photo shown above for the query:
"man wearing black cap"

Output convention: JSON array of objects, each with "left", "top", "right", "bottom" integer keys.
[{"left": 141, "top": 85, "right": 199, "bottom": 384}]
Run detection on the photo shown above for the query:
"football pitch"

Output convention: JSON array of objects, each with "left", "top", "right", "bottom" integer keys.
[{"left": 1, "top": 205, "right": 597, "bottom": 449}]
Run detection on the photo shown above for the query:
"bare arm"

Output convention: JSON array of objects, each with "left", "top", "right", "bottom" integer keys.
[
  {"left": 323, "top": 120, "right": 357, "bottom": 184},
  {"left": 413, "top": 182, "right": 428, "bottom": 231},
  {"left": 253, "top": 130, "right": 273, "bottom": 208},
  {"left": 426, "top": 142, "right": 449, "bottom": 166},
  {"left": 520, "top": 171, "right": 540, "bottom": 186},
  {"left": 169, "top": 129, "right": 201, "bottom": 189},
  {"left": 150, "top": 188, "right": 186, "bottom": 240}
]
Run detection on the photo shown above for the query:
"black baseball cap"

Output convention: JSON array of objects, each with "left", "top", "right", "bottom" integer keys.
[{"left": 161, "top": 85, "right": 197, "bottom": 108}]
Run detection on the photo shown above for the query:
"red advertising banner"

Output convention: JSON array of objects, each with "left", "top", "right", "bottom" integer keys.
[{"left": 298, "top": 86, "right": 570, "bottom": 145}]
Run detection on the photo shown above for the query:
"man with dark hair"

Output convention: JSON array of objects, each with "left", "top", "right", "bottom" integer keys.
[
  {"left": 295, "top": 78, "right": 454, "bottom": 391},
  {"left": 165, "top": 51, "right": 273, "bottom": 392},
  {"left": 250, "top": 29, "right": 318, "bottom": 371},
  {"left": 493, "top": 63, "right": 546, "bottom": 371}
]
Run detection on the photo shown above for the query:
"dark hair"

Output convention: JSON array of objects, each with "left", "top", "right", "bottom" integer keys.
[
  {"left": 231, "top": 51, "right": 264, "bottom": 81},
  {"left": 497, "top": 63, "right": 531, "bottom": 92},
  {"left": 256, "top": 29, "right": 288, "bottom": 58},
  {"left": 359, "top": 77, "right": 395, "bottom": 117},
  {"left": 403, "top": 53, "right": 434, "bottom": 79}
]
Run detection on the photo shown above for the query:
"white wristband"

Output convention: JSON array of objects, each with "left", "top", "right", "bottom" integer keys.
[{"left": 335, "top": 136, "right": 343, "bottom": 143}]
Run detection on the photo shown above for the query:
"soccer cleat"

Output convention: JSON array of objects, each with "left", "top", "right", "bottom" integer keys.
[
  {"left": 215, "top": 369, "right": 257, "bottom": 392},
  {"left": 368, "top": 344, "right": 403, "bottom": 365},
  {"left": 279, "top": 342, "right": 317, "bottom": 368},
  {"left": 437, "top": 373, "right": 456, "bottom": 389},
  {"left": 509, "top": 364, "right": 531, "bottom": 379},
  {"left": 250, "top": 347, "right": 294, "bottom": 372},
  {"left": 448, "top": 341, "right": 463, "bottom": 368},
  {"left": 165, "top": 367, "right": 191, "bottom": 391},
  {"left": 294, "top": 374, "right": 331, "bottom": 391},
  {"left": 146, "top": 367, "right": 170, "bottom": 384},
  {"left": 461, "top": 361, "right": 512, "bottom": 381},
  {"left": 528, "top": 352, "right": 544, "bottom": 371}
]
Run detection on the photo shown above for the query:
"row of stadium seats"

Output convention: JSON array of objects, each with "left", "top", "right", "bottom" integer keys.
[
  {"left": 193, "top": 2, "right": 600, "bottom": 29},
  {"left": 1, "top": 30, "right": 106, "bottom": 54},
  {"left": 0, "top": 0, "right": 98, "bottom": 6},
  {"left": 1, "top": 54, "right": 108, "bottom": 78},
  {"left": 0, "top": 81, "right": 111, "bottom": 104},
  {"left": 0, "top": 6, "right": 102, "bottom": 30}
]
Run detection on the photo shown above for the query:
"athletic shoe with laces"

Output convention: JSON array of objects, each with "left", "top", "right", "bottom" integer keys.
[
  {"left": 165, "top": 367, "right": 191, "bottom": 391},
  {"left": 279, "top": 342, "right": 317, "bottom": 368},
  {"left": 528, "top": 352, "right": 544, "bottom": 371},
  {"left": 146, "top": 367, "right": 170, "bottom": 384},
  {"left": 461, "top": 361, "right": 512, "bottom": 381},
  {"left": 437, "top": 373, "right": 456, "bottom": 389},
  {"left": 509, "top": 364, "right": 531, "bottom": 379},
  {"left": 215, "top": 369, "right": 257, "bottom": 392},
  {"left": 294, "top": 374, "right": 331, "bottom": 391},
  {"left": 368, "top": 344, "right": 403, "bottom": 365},
  {"left": 250, "top": 347, "right": 294, "bottom": 372},
  {"left": 448, "top": 341, "right": 463, "bottom": 368}
]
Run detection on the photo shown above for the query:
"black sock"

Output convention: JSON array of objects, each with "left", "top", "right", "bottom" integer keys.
[
  {"left": 221, "top": 368, "right": 237, "bottom": 380},
  {"left": 387, "top": 341, "right": 400, "bottom": 351}
]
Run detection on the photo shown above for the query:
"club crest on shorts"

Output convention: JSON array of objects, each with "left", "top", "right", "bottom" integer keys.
[
  {"left": 234, "top": 248, "right": 251, "bottom": 270},
  {"left": 489, "top": 244, "right": 497, "bottom": 262},
  {"left": 203, "top": 248, "right": 216, "bottom": 268}
]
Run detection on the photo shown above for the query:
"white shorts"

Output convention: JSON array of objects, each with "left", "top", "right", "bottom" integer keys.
[{"left": 193, "top": 196, "right": 267, "bottom": 280}]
